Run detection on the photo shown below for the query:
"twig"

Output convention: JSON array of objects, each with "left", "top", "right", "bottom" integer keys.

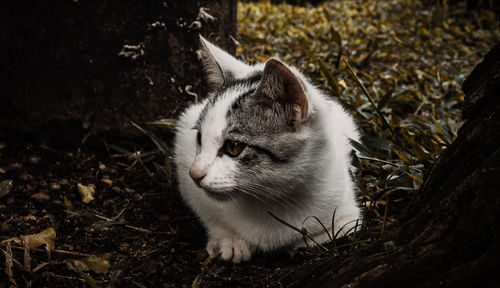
[
  {"left": 113, "top": 205, "right": 128, "bottom": 221},
  {"left": 45, "top": 272, "right": 86, "bottom": 283},
  {"left": 380, "top": 195, "right": 389, "bottom": 236},
  {"left": 10, "top": 246, "right": 94, "bottom": 257},
  {"left": 268, "top": 211, "right": 328, "bottom": 251},
  {"left": 132, "top": 280, "right": 148, "bottom": 288},
  {"left": 358, "top": 155, "right": 402, "bottom": 167}
]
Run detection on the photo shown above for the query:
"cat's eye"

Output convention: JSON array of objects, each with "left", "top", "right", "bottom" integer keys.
[
  {"left": 197, "top": 131, "right": 201, "bottom": 145},
  {"left": 224, "top": 140, "right": 246, "bottom": 157}
]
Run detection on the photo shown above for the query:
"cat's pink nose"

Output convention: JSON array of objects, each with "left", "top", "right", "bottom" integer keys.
[{"left": 189, "top": 166, "right": 207, "bottom": 183}]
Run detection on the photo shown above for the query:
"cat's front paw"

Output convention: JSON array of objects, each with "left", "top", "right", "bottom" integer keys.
[{"left": 207, "top": 236, "right": 252, "bottom": 263}]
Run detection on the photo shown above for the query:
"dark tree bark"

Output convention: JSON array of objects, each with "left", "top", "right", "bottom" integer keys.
[
  {"left": 0, "top": 0, "right": 236, "bottom": 141},
  {"left": 275, "top": 42, "right": 500, "bottom": 287}
]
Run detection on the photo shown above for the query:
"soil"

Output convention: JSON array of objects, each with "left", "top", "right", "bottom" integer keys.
[{"left": 0, "top": 134, "right": 386, "bottom": 287}]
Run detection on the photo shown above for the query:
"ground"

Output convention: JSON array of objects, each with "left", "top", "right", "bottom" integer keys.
[
  {"left": 0, "top": 136, "right": 383, "bottom": 287},
  {"left": 1, "top": 0, "right": 499, "bottom": 287}
]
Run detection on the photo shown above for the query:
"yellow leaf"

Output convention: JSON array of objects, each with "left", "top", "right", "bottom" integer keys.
[
  {"left": 394, "top": 150, "right": 413, "bottom": 164},
  {"left": 66, "top": 256, "right": 110, "bottom": 274},
  {"left": 78, "top": 183, "right": 95, "bottom": 204},
  {"left": 257, "top": 55, "right": 268, "bottom": 62},
  {"left": 81, "top": 256, "right": 110, "bottom": 274},
  {"left": 2, "top": 228, "right": 56, "bottom": 251},
  {"left": 330, "top": 25, "right": 342, "bottom": 47},
  {"left": 364, "top": 200, "right": 387, "bottom": 208},
  {"left": 483, "top": 10, "right": 495, "bottom": 25},
  {"left": 64, "top": 196, "right": 74, "bottom": 211},
  {"left": 406, "top": 172, "right": 424, "bottom": 184},
  {"left": 27, "top": 228, "right": 56, "bottom": 250}
]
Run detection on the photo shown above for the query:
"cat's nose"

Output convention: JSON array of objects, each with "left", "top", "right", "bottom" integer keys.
[{"left": 189, "top": 166, "right": 207, "bottom": 183}]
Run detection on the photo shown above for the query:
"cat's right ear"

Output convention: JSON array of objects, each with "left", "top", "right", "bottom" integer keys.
[{"left": 198, "top": 36, "right": 250, "bottom": 92}]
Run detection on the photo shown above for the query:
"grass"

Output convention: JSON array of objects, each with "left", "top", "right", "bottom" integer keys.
[
  {"left": 131, "top": 0, "right": 500, "bottom": 247},
  {"left": 237, "top": 0, "right": 500, "bottom": 228},
  {"left": 119, "top": 0, "right": 499, "bottom": 282}
]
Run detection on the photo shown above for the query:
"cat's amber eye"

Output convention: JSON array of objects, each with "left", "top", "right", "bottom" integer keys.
[{"left": 224, "top": 140, "right": 246, "bottom": 157}]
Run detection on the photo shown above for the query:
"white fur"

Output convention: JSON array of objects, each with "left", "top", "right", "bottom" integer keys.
[{"left": 174, "top": 39, "right": 361, "bottom": 263}]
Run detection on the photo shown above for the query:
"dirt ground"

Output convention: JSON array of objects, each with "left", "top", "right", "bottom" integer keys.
[{"left": 0, "top": 134, "right": 386, "bottom": 287}]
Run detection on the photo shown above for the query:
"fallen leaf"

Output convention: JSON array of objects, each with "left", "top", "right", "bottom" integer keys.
[
  {"left": 100, "top": 179, "right": 113, "bottom": 186},
  {"left": 66, "top": 259, "right": 101, "bottom": 288},
  {"left": 24, "top": 214, "right": 37, "bottom": 221},
  {"left": 64, "top": 196, "right": 74, "bottom": 211},
  {"left": 1, "top": 227, "right": 56, "bottom": 251},
  {"left": 31, "top": 192, "right": 50, "bottom": 200},
  {"left": 50, "top": 183, "right": 61, "bottom": 190},
  {"left": 81, "top": 256, "right": 110, "bottom": 274},
  {"left": 364, "top": 200, "right": 387, "bottom": 208},
  {"left": 0, "top": 179, "right": 13, "bottom": 199},
  {"left": 78, "top": 183, "right": 95, "bottom": 203},
  {"left": 26, "top": 227, "right": 56, "bottom": 250},
  {"left": 4, "top": 242, "right": 16, "bottom": 286}
]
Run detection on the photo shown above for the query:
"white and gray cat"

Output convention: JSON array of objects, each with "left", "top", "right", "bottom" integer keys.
[{"left": 174, "top": 36, "right": 361, "bottom": 263}]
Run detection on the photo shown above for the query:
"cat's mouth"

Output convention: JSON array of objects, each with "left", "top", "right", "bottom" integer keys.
[{"left": 202, "top": 187, "right": 235, "bottom": 202}]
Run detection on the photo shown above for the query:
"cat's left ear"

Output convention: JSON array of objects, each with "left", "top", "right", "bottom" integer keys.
[
  {"left": 258, "top": 58, "right": 309, "bottom": 122},
  {"left": 198, "top": 36, "right": 251, "bottom": 92}
]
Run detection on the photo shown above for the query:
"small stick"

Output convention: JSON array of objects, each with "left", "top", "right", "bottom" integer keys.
[
  {"left": 10, "top": 246, "right": 94, "bottom": 257},
  {"left": 113, "top": 206, "right": 128, "bottom": 221}
]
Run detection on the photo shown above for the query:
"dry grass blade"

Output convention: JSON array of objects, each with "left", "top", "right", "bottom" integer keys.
[
  {"left": 268, "top": 211, "right": 328, "bottom": 251},
  {"left": 380, "top": 196, "right": 389, "bottom": 237},
  {"left": 343, "top": 56, "right": 392, "bottom": 131},
  {"left": 2, "top": 241, "right": 17, "bottom": 286},
  {"left": 192, "top": 252, "right": 221, "bottom": 288},
  {"left": 65, "top": 259, "right": 101, "bottom": 288},
  {"left": 302, "top": 215, "right": 333, "bottom": 242},
  {"left": 130, "top": 121, "right": 170, "bottom": 155}
]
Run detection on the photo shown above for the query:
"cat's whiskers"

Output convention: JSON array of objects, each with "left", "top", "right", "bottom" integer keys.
[{"left": 240, "top": 182, "right": 301, "bottom": 208}]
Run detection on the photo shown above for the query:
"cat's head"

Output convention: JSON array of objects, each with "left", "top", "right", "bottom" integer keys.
[{"left": 190, "top": 36, "right": 320, "bottom": 204}]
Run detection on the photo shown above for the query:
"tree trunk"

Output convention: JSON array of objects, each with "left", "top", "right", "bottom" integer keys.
[
  {"left": 0, "top": 0, "right": 236, "bottom": 141},
  {"left": 276, "top": 42, "right": 500, "bottom": 287}
]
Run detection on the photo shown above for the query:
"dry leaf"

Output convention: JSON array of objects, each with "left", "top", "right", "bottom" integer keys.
[
  {"left": 66, "top": 259, "right": 101, "bottom": 288},
  {"left": 26, "top": 227, "right": 56, "bottom": 250},
  {"left": 100, "top": 179, "right": 113, "bottom": 186},
  {"left": 31, "top": 192, "right": 50, "bottom": 200},
  {"left": 64, "top": 196, "right": 74, "bottom": 211},
  {"left": 364, "top": 200, "right": 387, "bottom": 208},
  {"left": 81, "top": 256, "right": 110, "bottom": 274},
  {"left": 78, "top": 183, "right": 95, "bottom": 203},
  {"left": 1, "top": 227, "right": 56, "bottom": 250},
  {"left": 24, "top": 214, "right": 37, "bottom": 221},
  {"left": 0, "top": 179, "right": 13, "bottom": 199}
]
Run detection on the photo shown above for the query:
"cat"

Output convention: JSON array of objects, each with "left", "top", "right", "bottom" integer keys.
[{"left": 174, "top": 36, "right": 361, "bottom": 263}]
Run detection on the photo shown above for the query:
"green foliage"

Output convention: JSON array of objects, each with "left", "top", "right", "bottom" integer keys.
[{"left": 237, "top": 0, "right": 500, "bottom": 211}]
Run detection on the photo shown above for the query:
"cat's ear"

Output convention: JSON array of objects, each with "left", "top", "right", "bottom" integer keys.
[
  {"left": 198, "top": 35, "right": 250, "bottom": 92},
  {"left": 258, "top": 58, "right": 309, "bottom": 121}
]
